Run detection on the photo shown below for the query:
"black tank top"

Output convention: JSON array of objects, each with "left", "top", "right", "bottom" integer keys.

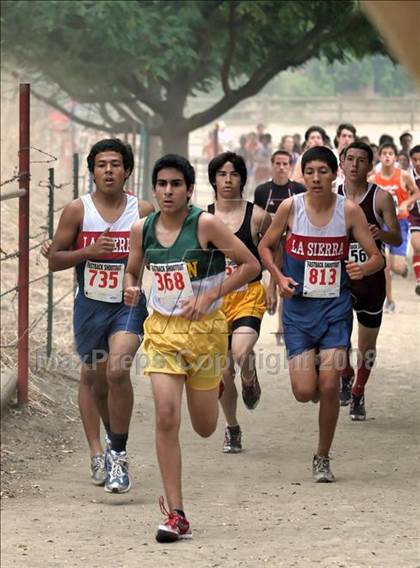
[
  {"left": 207, "top": 201, "right": 262, "bottom": 281},
  {"left": 337, "top": 183, "right": 384, "bottom": 255}
]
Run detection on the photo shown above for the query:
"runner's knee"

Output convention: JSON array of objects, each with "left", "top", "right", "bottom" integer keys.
[{"left": 156, "top": 405, "right": 180, "bottom": 433}]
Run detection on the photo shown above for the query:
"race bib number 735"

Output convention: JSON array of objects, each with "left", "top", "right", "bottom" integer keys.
[{"left": 84, "top": 260, "right": 124, "bottom": 303}]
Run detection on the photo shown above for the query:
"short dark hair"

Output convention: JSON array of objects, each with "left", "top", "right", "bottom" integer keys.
[
  {"left": 152, "top": 154, "right": 195, "bottom": 189},
  {"left": 399, "top": 132, "right": 412, "bottom": 144},
  {"left": 335, "top": 123, "right": 357, "bottom": 147},
  {"left": 378, "top": 142, "right": 398, "bottom": 156},
  {"left": 304, "top": 126, "right": 328, "bottom": 144},
  {"left": 342, "top": 141, "right": 373, "bottom": 164},
  {"left": 301, "top": 146, "right": 338, "bottom": 174},
  {"left": 271, "top": 150, "right": 292, "bottom": 164},
  {"left": 87, "top": 138, "right": 133, "bottom": 174},
  {"left": 409, "top": 145, "right": 420, "bottom": 157},
  {"left": 208, "top": 152, "right": 247, "bottom": 194},
  {"left": 378, "top": 134, "right": 394, "bottom": 146}
]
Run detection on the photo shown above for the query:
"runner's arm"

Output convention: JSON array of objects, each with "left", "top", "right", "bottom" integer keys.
[
  {"left": 253, "top": 205, "right": 277, "bottom": 312},
  {"left": 258, "top": 198, "right": 298, "bottom": 297},
  {"left": 399, "top": 171, "right": 420, "bottom": 210},
  {"left": 138, "top": 199, "right": 155, "bottom": 218},
  {"left": 345, "top": 201, "right": 384, "bottom": 279},
  {"left": 201, "top": 214, "right": 260, "bottom": 298},
  {"left": 374, "top": 189, "right": 402, "bottom": 246},
  {"left": 180, "top": 214, "right": 260, "bottom": 320},
  {"left": 48, "top": 201, "right": 111, "bottom": 272},
  {"left": 123, "top": 219, "right": 146, "bottom": 305}
]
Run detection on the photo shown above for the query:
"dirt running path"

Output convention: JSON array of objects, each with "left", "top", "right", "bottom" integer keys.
[{"left": 1, "top": 277, "right": 419, "bottom": 568}]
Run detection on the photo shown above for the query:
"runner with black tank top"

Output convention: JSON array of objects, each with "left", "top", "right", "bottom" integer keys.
[
  {"left": 339, "top": 142, "right": 401, "bottom": 420},
  {"left": 408, "top": 145, "right": 420, "bottom": 295},
  {"left": 254, "top": 150, "right": 306, "bottom": 345},
  {"left": 207, "top": 152, "right": 274, "bottom": 454}
]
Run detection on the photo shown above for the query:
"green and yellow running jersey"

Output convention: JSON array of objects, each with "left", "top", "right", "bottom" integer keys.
[{"left": 142, "top": 205, "right": 226, "bottom": 315}]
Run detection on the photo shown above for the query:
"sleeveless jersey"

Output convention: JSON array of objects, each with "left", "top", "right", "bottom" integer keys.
[
  {"left": 408, "top": 169, "right": 420, "bottom": 228},
  {"left": 207, "top": 201, "right": 262, "bottom": 282},
  {"left": 143, "top": 205, "right": 226, "bottom": 316},
  {"left": 337, "top": 183, "right": 385, "bottom": 259},
  {"left": 75, "top": 193, "right": 139, "bottom": 303},
  {"left": 283, "top": 193, "right": 351, "bottom": 330},
  {"left": 374, "top": 169, "right": 409, "bottom": 219}
]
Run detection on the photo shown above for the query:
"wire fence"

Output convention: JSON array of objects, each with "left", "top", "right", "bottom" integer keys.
[{"left": 1, "top": 149, "right": 83, "bottom": 369}]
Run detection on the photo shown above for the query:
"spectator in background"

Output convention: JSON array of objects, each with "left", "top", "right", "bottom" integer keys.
[
  {"left": 398, "top": 151, "right": 410, "bottom": 171},
  {"left": 399, "top": 131, "right": 413, "bottom": 154},
  {"left": 202, "top": 128, "right": 223, "bottom": 162},
  {"left": 292, "top": 126, "right": 329, "bottom": 184},
  {"left": 256, "top": 123, "right": 266, "bottom": 142},
  {"left": 360, "top": 136, "right": 371, "bottom": 145},
  {"left": 379, "top": 133, "right": 395, "bottom": 146},
  {"left": 254, "top": 133, "right": 273, "bottom": 186},
  {"left": 279, "top": 134, "right": 299, "bottom": 168},
  {"left": 217, "top": 120, "right": 235, "bottom": 152},
  {"left": 334, "top": 123, "right": 357, "bottom": 155},
  {"left": 293, "top": 133, "right": 302, "bottom": 154}
]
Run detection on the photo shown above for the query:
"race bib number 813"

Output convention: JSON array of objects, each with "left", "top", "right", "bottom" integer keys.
[{"left": 303, "top": 260, "right": 341, "bottom": 298}]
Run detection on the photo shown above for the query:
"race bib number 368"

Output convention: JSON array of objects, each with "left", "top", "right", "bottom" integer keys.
[
  {"left": 84, "top": 260, "right": 124, "bottom": 303},
  {"left": 150, "top": 262, "right": 193, "bottom": 306},
  {"left": 303, "top": 260, "right": 341, "bottom": 298}
]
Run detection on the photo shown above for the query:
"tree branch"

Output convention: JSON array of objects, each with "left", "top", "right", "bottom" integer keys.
[
  {"left": 185, "top": 19, "right": 340, "bottom": 131},
  {"left": 31, "top": 89, "right": 131, "bottom": 134}
]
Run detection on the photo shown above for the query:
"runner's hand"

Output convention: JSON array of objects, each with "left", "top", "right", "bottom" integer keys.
[
  {"left": 345, "top": 260, "right": 364, "bottom": 280},
  {"left": 41, "top": 239, "right": 52, "bottom": 259},
  {"left": 87, "top": 227, "right": 114, "bottom": 257},
  {"left": 180, "top": 293, "right": 213, "bottom": 321},
  {"left": 124, "top": 286, "right": 140, "bottom": 306},
  {"left": 277, "top": 274, "right": 298, "bottom": 298},
  {"left": 368, "top": 224, "right": 382, "bottom": 240}
]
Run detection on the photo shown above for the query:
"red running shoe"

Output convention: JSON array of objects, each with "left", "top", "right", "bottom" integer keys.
[{"left": 156, "top": 496, "right": 192, "bottom": 543}]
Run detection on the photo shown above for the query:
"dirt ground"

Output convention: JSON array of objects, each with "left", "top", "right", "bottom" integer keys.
[{"left": 1, "top": 276, "right": 419, "bottom": 568}]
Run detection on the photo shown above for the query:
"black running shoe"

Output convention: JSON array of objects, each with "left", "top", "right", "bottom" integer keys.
[
  {"left": 241, "top": 369, "right": 261, "bottom": 410},
  {"left": 223, "top": 425, "right": 242, "bottom": 453},
  {"left": 339, "top": 375, "right": 353, "bottom": 407},
  {"left": 350, "top": 394, "right": 366, "bottom": 421}
]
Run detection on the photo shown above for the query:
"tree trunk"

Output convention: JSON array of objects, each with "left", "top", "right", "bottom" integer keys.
[{"left": 159, "top": 126, "right": 190, "bottom": 158}]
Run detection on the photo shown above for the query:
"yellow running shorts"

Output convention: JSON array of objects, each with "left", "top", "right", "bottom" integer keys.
[
  {"left": 143, "top": 310, "right": 228, "bottom": 390},
  {"left": 222, "top": 281, "right": 266, "bottom": 325}
]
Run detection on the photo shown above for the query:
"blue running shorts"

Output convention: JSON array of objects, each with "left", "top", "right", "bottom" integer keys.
[{"left": 73, "top": 292, "right": 148, "bottom": 364}]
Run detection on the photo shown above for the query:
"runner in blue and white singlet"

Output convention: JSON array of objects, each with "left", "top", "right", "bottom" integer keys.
[
  {"left": 259, "top": 146, "right": 384, "bottom": 483},
  {"left": 74, "top": 192, "right": 148, "bottom": 363}
]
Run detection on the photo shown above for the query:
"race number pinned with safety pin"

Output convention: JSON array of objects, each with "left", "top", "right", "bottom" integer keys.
[
  {"left": 303, "top": 260, "right": 341, "bottom": 298},
  {"left": 84, "top": 260, "right": 124, "bottom": 302},
  {"left": 150, "top": 261, "right": 194, "bottom": 307},
  {"left": 225, "top": 258, "right": 247, "bottom": 292}
]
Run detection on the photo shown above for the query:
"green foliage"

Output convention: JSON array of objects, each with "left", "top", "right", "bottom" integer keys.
[
  {"left": 263, "top": 55, "right": 414, "bottom": 97},
  {"left": 1, "top": 0, "right": 387, "bottom": 141}
]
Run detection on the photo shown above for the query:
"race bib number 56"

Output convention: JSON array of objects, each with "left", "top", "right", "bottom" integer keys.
[
  {"left": 150, "top": 262, "right": 193, "bottom": 306},
  {"left": 303, "top": 260, "right": 341, "bottom": 298},
  {"left": 349, "top": 243, "right": 368, "bottom": 265},
  {"left": 84, "top": 260, "right": 124, "bottom": 303}
]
